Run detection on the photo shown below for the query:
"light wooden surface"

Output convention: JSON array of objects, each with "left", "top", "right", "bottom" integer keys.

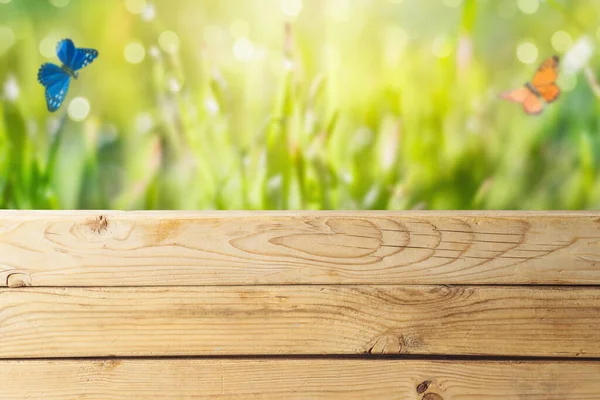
[
  {"left": 1, "top": 211, "right": 600, "bottom": 287},
  {"left": 2, "top": 285, "right": 599, "bottom": 358},
  {"left": 2, "top": 211, "right": 600, "bottom": 398},
  {"left": 2, "top": 359, "right": 600, "bottom": 399}
]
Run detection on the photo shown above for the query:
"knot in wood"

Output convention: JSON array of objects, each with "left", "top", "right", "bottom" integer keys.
[
  {"left": 422, "top": 393, "right": 443, "bottom": 400},
  {"left": 76, "top": 215, "right": 111, "bottom": 240},
  {"left": 416, "top": 380, "right": 431, "bottom": 394},
  {"left": 6, "top": 272, "right": 32, "bottom": 288}
]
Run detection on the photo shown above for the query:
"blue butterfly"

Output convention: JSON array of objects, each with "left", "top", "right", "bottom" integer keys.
[{"left": 37, "top": 39, "right": 98, "bottom": 112}]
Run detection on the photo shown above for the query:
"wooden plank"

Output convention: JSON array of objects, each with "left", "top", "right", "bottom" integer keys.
[
  {"left": 1, "top": 359, "right": 600, "bottom": 399},
  {"left": 1, "top": 285, "right": 599, "bottom": 358},
  {"left": 1, "top": 211, "right": 600, "bottom": 287}
]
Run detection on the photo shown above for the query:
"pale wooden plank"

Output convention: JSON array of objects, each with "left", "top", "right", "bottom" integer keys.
[
  {"left": 1, "top": 286, "right": 599, "bottom": 358},
  {"left": 1, "top": 211, "right": 600, "bottom": 287},
  {"left": 1, "top": 359, "right": 599, "bottom": 399}
]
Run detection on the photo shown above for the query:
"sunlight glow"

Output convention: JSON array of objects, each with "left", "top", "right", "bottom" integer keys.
[
  {"left": 327, "top": 0, "right": 350, "bottom": 21},
  {"left": 159, "top": 31, "right": 180, "bottom": 54},
  {"left": 68, "top": 97, "right": 90, "bottom": 121},
  {"left": 558, "top": 74, "right": 577, "bottom": 92},
  {"left": 229, "top": 20, "right": 249, "bottom": 39},
  {"left": 563, "top": 36, "right": 594, "bottom": 74},
  {"left": 281, "top": 0, "right": 302, "bottom": 17},
  {"left": 517, "top": 0, "right": 539, "bottom": 14},
  {"left": 3, "top": 75, "right": 19, "bottom": 101},
  {"left": 516, "top": 41, "right": 538, "bottom": 64},
  {"left": 124, "top": 42, "right": 146, "bottom": 63},
  {"left": 233, "top": 37, "right": 254, "bottom": 61},
  {"left": 167, "top": 77, "right": 181, "bottom": 93},
  {"left": 39, "top": 36, "right": 59, "bottom": 58},
  {"left": 551, "top": 31, "right": 572, "bottom": 53},
  {"left": 141, "top": 4, "right": 155, "bottom": 21},
  {"left": 384, "top": 26, "right": 408, "bottom": 65}
]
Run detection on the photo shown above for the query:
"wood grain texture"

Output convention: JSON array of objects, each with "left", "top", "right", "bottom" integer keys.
[
  {"left": 1, "top": 359, "right": 600, "bottom": 399},
  {"left": 1, "top": 211, "right": 600, "bottom": 287},
  {"left": 1, "top": 285, "right": 599, "bottom": 358}
]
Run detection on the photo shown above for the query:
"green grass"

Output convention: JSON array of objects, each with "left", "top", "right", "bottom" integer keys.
[{"left": 1, "top": 0, "right": 600, "bottom": 210}]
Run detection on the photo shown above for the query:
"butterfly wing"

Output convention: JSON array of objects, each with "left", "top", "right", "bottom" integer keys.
[
  {"left": 532, "top": 55, "right": 560, "bottom": 103},
  {"left": 70, "top": 47, "right": 99, "bottom": 71},
  {"left": 499, "top": 87, "right": 532, "bottom": 103},
  {"left": 45, "top": 74, "right": 71, "bottom": 112},
  {"left": 532, "top": 56, "right": 559, "bottom": 86},
  {"left": 499, "top": 86, "right": 544, "bottom": 115},
  {"left": 38, "top": 63, "right": 71, "bottom": 111},
  {"left": 522, "top": 93, "right": 544, "bottom": 115},
  {"left": 56, "top": 38, "right": 76, "bottom": 67},
  {"left": 37, "top": 63, "right": 66, "bottom": 87},
  {"left": 45, "top": 76, "right": 70, "bottom": 112},
  {"left": 536, "top": 83, "right": 560, "bottom": 103}
]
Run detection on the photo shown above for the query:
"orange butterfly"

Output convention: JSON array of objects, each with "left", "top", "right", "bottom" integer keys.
[{"left": 500, "top": 55, "right": 561, "bottom": 115}]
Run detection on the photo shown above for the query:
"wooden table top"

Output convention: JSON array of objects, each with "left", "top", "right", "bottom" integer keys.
[{"left": 1, "top": 211, "right": 599, "bottom": 399}]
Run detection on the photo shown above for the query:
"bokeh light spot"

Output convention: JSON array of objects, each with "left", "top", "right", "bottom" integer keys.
[
  {"left": 141, "top": 4, "right": 155, "bottom": 21},
  {"left": 443, "top": 0, "right": 462, "bottom": 7},
  {"left": 0, "top": 26, "right": 15, "bottom": 56},
  {"left": 233, "top": 37, "right": 254, "bottom": 61},
  {"left": 149, "top": 46, "right": 160, "bottom": 58},
  {"left": 3, "top": 75, "right": 19, "bottom": 102},
  {"left": 39, "top": 36, "right": 58, "bottom": 58},
  {"left": 167, "top": 77, "right": 182, "bottom": 93},
  {"left": 517, "top": 0, "right": 538, "bottom": 14},
  {"left": 159, "top": 30, "right": 180, "bottom": 54},
  {"left": 135, "top": 113, "right": 153, "bottom": 134},
  {"left": 124, "top": 41, "right": 146, "bottom": 63},
  {"left": 204, "top": 25, "right": 224, "bottom": 46},
  {"left": 563, "top": 36, "right": 593, "bottom": 74},
  {"left": 551, "top": 31, "right": 572, "bottom": 53},
  {"left": 68, "top": 97, "right": 90, "bottom": 121},
  {"left": 516, "top": 41, "right": 538, "bottom": 64},
  {"left": 327, "top": 0, "right": 350, "bottom": 21},
  {"left": 281, "top": 0, "right": 302, "bottom": 17},
  {"left": 205, "top": 97, "right": 219, "bottom": 114},
  {"left": 559, "top": 74, "right": 577, "bottom": 92},
  {"left": 432, "top": 36, "right": 452, "bottom": 58},
  {"left": 229, "top": 20, "right": 249, "bottom": 39},
  {"left": 125, "top": 0, "right": 146, "bottom": 14},
  {"left": 384, "top": 26, "right": 408, "bottom": 65},
  {"left": 0, "top": 0, "right": 13, "bottom": 4},
  {"left": 49, "top": 0, "right": 69, "bottom": 7}
]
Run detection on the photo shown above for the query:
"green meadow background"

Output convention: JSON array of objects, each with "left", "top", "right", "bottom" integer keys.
[{"left": 0, "top": 0, "right": 599, "bottom": 210}]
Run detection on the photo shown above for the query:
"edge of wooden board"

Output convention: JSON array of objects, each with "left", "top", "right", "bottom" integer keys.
[
  {"left": 0, "top": 210, "right": 598, "bottom": 216},
  {"left": 2, "top": 358, "right": 600, "bottom": 399},
  {"left": 2, "top": 210, "right": 600, "bottom": 286},
  {"left": 2, "top": 285, "right": 599, "bottom": 358}
]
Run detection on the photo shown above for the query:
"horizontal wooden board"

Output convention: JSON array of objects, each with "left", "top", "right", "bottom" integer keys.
[
  {"left": 1, "top": 359, "right": 600, "bottom": 399},
  {"left": 1, "top": 285, "right": 599, "bottom": 358},
  {"left": 1, "top": 211, "right": 600, "bottom": 287}
]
